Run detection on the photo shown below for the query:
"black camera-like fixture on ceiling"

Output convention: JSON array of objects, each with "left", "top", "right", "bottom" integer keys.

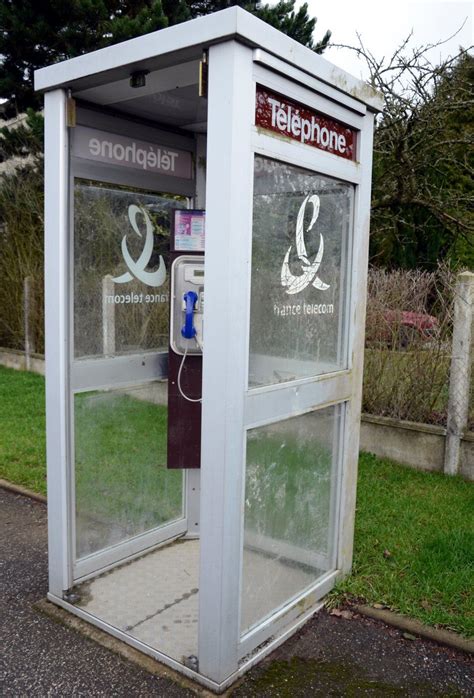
[{"left": 130, "top": 70, "right": 149, "bottom": 89}]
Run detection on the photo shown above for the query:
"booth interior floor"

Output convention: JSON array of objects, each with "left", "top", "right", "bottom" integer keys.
[
  {"left": 73, "top": 538, "right": 319, "bottom": 663},
  {"left": 75, "top": 538, "right": 200, "bottom": 662}
]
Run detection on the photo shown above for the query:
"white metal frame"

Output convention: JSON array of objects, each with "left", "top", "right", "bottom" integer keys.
[
  {"left": 35, "top": 8, "right": 382, "bottom": 112},
  {"left": 198, "top": 40, "right": 376, "bottom": 681},
  {"left": 39, "top": 6, "right": 380, "bottom": 689},
  {"left": 44, "top": 89, "right": 72, "bottom": 596},
  {"left": 198, "top": 40, "right": 255, "bottom": 682}
]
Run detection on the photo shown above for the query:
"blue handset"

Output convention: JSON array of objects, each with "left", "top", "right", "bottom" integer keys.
[{"left": 181, "top": 290, "right": 198, "bottom": 339}]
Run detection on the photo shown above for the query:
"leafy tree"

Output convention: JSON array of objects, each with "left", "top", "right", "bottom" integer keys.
[
  {"left": 0, "top": 109, "right": 44, "bottom": 163},
  {"left": 0, "top": 1, "right": 170, "bottom": 116},
  {"left": 253, "top": 1, "right": 330, "bottom": 52},
  {"left": 0, "top": 0, "right": 330, "bottom": 117},
  {"left": 186, "top": 1, "right": 330, "bottom": 52}
]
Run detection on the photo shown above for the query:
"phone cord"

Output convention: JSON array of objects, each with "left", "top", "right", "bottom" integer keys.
[{"left": 177, "top": 340, "right": 202, "bottom": 403}]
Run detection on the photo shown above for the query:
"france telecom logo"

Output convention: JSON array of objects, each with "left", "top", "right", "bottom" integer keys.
[
  {"left": 113, "top": 205, "right": 166, "bottom": 287},
  {"left": 281, "top": 195, "right": 330, "bottom": 295}
]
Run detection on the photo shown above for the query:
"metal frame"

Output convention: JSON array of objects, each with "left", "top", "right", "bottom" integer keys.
[
  {"left": 39, "top": 7, "right": 380, "bottom": 688},
  {"left": 44, "top": 89, "right": 72, "bottom": 596},
  {"left": 242, "top": 64, "right": 355, "bottom": 596},
  {"left": 247, "top": 65, "right": 374, "bottom": 574},
  {"left": 198, "top": 40, "right": 255, "bottom": 682},
  {"left": 48, "top": 591, "right": 325, "bottom": 693},
  {"left": 34, "top": 8, "right": 382, "bottom": 112}
]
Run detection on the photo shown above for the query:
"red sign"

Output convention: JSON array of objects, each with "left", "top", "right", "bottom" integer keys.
[{"left": 255, "top": 86, "right": 356, "bottom": 161}]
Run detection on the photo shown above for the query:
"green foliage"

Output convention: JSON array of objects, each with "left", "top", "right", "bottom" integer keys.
[
  {"left": 253, "top": 1, "right": 330, "bottom": 53},
  {"left": 0, "top": 0, "right": 329, "bottom": 116},
  {"left": 0, "top": 164, "right": 44, "bottom": 351},
  {"left": 74, "top": 390, "right": 182, "bottom": 551},
  {"left": 0, "top": 0, "right": 169, "bottom": 115},
  {"left": 1, "top": 364, "right": 472, "bottom": 636},
  {"left": 370, "top": 51, "right": 474, "bottom": 269},
  {"left": 0, "top": 109, "right": 44, "bottom": 162},
  {"left": 246, "top": 429, "right": 332, "bottom": 549}
]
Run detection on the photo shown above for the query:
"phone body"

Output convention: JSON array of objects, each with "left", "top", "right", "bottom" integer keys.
[{"left": 170, "top": 255, "right": 205, "bottom": 355}]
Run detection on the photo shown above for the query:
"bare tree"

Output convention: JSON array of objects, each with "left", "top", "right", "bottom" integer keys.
[{"left": 332, "top": 31, "right": 474, "bottom": 269}]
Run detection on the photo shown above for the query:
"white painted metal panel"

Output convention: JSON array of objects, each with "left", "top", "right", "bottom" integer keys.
[
  {"left": 337, "top": 114, "right": 375, "bottom": 574},
  {"left": 252, "top": 132, "right": 362, "bottom": 185},
  {"left": 74, "top": 60, "right": 200, "bottom": 105},
  {"left": 35, "top": 8, "right": 382, "bottom": 111},
  {"left": 244, "top": 371, "right": 351, "bottom": 428},
  {"left": 198, "top": 41, "right": 255, "bottom": 683},
  {"left": 44, "top": 90, "right": 72, "bottom": 596},
  {"left": 253, "top": 50, "right": 367, "bottom": 115},
  {"left": 71, "top": 352, "right": 168, "bottom": 392}
]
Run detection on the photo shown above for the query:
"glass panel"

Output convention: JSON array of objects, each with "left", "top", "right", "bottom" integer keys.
[
  {"left": 74, "top": 181, "right": 186, "bottom": 359},
  {"left": 241, "top": 405, "right": 340, "bottom": 635},
  {"left": 75, "top": 382, "right": 183, "bottom": 559},
  {"left": 249, "top": 157, "right": 353, "bottom": 387}
]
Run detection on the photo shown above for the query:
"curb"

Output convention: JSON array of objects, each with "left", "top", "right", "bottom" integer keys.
[
  {"left": 0, "top": 479, "right": 46, "bottom": 504},
  {"left": 354, "top": 605, "right": 473, "bottom": 655}
]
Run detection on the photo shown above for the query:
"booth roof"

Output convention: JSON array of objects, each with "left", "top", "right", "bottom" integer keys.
[{"left": 34, "top": 7, "right": 383, "bottom": 113}]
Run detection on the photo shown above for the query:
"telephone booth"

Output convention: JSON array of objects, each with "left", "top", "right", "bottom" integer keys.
[{"left": 36, "top": 8, "right": 382, "bottom": 691}]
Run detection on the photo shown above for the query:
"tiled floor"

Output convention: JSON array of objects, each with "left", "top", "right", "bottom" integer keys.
[
  {"left": 75, "top": 539, "right": 200, "bottom": 662},
  {"left": 74, "top": 538, "right": 319, "bottom": 663}
]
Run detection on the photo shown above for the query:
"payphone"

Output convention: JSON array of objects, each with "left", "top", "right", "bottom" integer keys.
[
  {"left": 170, "top": 256, "right": 205, "bottom": 404},
  {"left": 167, "top": 212, "right": 205, "bottom": 469},
  {"left": 170, "top": 256, "right": 205, "bottom": 357}
]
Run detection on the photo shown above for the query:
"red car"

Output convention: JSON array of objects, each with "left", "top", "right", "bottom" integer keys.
[{"left": 366, "top": 310, "right": 439, "bottom": 348}]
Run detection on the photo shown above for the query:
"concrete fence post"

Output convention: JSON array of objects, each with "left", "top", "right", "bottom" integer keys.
[
  {"left": 444, "top": 271, "right": 474, "bottom": 476},
  {"left": 102, "top": 275, "right": 116, "bottom": 357},
  {"left": 23, "top": 276, "right": 36, "bottom": 371}
]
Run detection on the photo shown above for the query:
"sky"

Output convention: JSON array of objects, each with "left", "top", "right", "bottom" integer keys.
[{"left": 302, "top": 0, "right": 473, "bottom": 80}]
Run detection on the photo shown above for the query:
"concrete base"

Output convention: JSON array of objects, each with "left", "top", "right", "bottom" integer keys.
[
  {"left": 360, "top": 414, "right": 473, "bottom": 481},
  {"left": 0, "top": 348, "right": 45, "bottom": 375}
]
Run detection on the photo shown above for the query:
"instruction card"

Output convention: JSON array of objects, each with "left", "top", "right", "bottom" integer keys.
[{"left": 173, "top": 209, "right": 205, "bottom": 252}]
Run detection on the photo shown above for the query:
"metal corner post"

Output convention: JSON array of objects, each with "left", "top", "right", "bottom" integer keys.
[
  {"left": 337, "top": 113, "right": 375, "bottom": 574},
  {"left": 44, "top": 89, "right": 72, "bottom": 596},
  {"left": 198, "top": 40, "right": 254, "bottom": 683}
]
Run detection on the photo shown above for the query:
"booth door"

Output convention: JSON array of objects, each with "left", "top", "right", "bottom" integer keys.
[
  {"left": 240, "top": 154, "right": 353, "bottom": 639},
  {"left": 71, "top": 180, "right": 187, "bottom": 580}
]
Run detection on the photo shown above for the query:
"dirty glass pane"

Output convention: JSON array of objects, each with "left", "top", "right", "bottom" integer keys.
[
  {"left": 74, "top": 180, "right": 186, "bottom": 359},
  {"left": 75, "top": 382, "right": 183, "bottom": 559},
  {"left": 249, "top": 157, "right": 353, "bottom": 387},
  {"left": 241, "top": 405, "right": 340, "bottom": 635}
]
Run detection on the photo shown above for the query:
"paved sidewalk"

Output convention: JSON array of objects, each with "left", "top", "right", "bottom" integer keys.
[{"left": 1, "top": 488, "right": 472, "bottom": 696}]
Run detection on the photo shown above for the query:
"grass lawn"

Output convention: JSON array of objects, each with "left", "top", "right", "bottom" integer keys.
[
  {"left": 74, "top": 389, "right": 182, "bottom": 558},
  {"left": 0, "top": 364, "right": 472, "bottom": 636},
  {"left": 330, "top": 453, "right": 474, "bottom": 638},
  {"left": 0, "top": 366, "right": 46, "bottom": 494}
]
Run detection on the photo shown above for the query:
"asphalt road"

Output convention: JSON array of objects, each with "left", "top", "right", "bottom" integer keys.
[{"left": 1, "top": 487, "right": 472, "bottom": 696}]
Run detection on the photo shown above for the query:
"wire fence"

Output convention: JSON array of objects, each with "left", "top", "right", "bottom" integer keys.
[
  {"left": 1, "top": 266, "right": 473, "bottom": 460},
  {"left": 363, "top": 266, "right": 473, "bottom": 435}
]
